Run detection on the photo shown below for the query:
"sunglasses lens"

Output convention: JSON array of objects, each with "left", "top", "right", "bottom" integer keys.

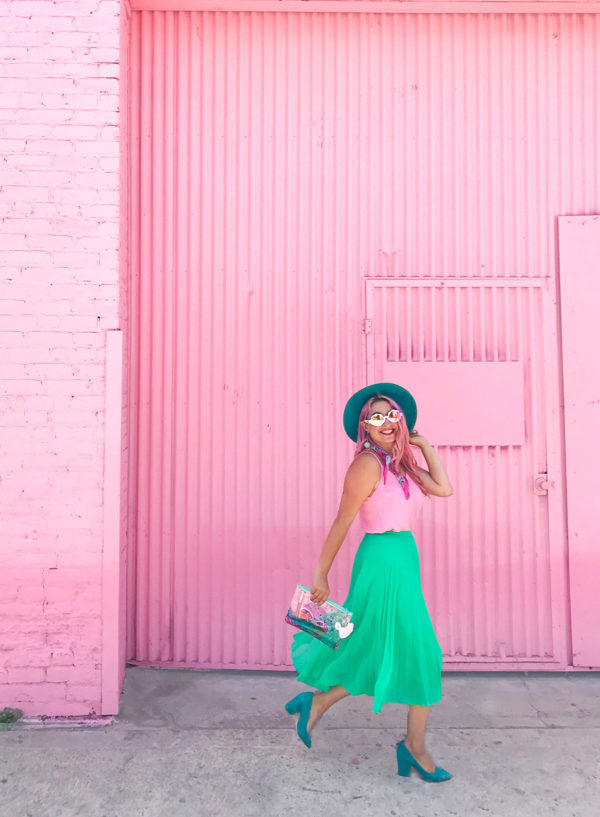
[
  {"left": 388, "top": 410, "right": 400, "bottom": 422},
  {"left": 368, "top": 413, "right": 385, "bottom": 426}
]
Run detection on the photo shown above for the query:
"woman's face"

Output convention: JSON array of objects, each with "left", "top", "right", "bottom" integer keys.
[{"left": 362, "top": 398, "right": 400, "bottom": 450}]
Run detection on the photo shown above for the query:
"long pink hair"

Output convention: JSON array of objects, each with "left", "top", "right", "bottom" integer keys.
[{"left": 354, "top": 394, "right": 428, "bottom": 495}]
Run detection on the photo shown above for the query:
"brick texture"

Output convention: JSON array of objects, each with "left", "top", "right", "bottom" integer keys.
[{"left": 0, "top": 0, "right": 126, "bottom": 717}]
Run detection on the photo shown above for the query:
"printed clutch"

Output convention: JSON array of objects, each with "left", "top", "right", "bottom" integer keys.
[{"left": 285, "top": 584, "right": 354, "bottom": 650}]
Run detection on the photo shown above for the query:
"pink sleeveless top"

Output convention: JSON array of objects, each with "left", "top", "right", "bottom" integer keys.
[{"left": 358, "top": 452, "right": 424, "bottom": 533}]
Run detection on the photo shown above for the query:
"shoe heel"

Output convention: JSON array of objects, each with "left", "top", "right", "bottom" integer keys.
[
  {"left": 284, "top": 698, "right": 300, "bottom": 715},
  {"left": 284, "top": 692, "right": 313, "bottom": 748},
  {"left": 396, "top": 759, "right": 411, "bottom": 777}
]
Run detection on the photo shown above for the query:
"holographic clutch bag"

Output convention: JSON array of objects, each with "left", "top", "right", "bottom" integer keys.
[{"left": 285, "top": 584, "right": 354, "bottom": 650}]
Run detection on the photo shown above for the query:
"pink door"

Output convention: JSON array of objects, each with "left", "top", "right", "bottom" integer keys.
[
  {"left": 127, "top": 9, "right": 598, "bottom": 671},
  {"left": 366, "top": 279, "right": 568, "bottom": 668}
]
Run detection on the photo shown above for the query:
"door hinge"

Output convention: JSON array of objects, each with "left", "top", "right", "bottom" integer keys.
[{"left": 363, "top": 319, "right": 372, "bottom": 335}]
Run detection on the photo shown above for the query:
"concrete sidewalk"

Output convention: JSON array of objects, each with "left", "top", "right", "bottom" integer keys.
[{"left": 1, "top": 668, "right": 599, "bottom": 817}]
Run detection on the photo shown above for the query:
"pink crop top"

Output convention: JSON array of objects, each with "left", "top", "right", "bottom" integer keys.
[{"left": 358, "top": 451, "right": 424, "bottom": 533}]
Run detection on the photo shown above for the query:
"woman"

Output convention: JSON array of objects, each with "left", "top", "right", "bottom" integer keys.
[{"left": 285, "top": 382, "right": 454, "bottom": 782}]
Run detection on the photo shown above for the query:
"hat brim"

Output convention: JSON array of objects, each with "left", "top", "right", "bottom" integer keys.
[{"left": 343, "top": 382, "right": 417, "bottom": 441}]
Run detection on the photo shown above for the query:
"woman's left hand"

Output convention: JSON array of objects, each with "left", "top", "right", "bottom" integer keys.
[
  {"left": 409, "top": 430, "right": 431, "bottom": 450},
  {"left": 411, "top": 431, "right": 454, "bottom": 497}
]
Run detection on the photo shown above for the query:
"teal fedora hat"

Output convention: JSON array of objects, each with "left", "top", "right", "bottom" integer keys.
[{"left": 343, "top": 382, "right": 417, "bottom": 442}]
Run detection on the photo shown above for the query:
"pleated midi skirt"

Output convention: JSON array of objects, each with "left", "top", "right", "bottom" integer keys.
[{"left": 290, "top": 531, "right": 442, "bottom": 713}]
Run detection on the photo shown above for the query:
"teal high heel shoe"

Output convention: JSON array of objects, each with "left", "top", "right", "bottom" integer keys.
[
  {"left": 284, "top": 692, "right": 313, "bottom": 748},
  {"left": 396, "top": 740, "right": 452, "bottom": 782}
]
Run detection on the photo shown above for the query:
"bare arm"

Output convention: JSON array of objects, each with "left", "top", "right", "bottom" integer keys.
[
  {"left": 410, "top": 431, "right": 453, "bottom": 497},
  {"left": 310, "top": 453, "right": 380, "bottom": 605}
]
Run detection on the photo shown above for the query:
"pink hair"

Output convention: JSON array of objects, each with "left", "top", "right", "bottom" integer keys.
[{"left": 354, "top": 394, "right": 428, "bottom": 495}]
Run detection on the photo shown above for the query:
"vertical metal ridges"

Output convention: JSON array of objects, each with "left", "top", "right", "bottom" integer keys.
[
  {"left": 371, "top": 281, "right": 554, "bottom": 660},
  {"left": 129, "top": 11, "right": 599, "bottom": 668}
]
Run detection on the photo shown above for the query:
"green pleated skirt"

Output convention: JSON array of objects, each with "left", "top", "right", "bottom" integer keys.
[{"left": 290, "top": 531, "right": 442, "bottom": 713}]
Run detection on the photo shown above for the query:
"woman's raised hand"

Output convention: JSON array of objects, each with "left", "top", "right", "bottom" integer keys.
[
  {"left": 411, "top": 429, "right": 454, "bottom": 497},
  {"left": 409, "top": 430, "right": 431, "bottom": 450},
  {"left": 310, "top": 573, "right": 330, "bottom": 606}
]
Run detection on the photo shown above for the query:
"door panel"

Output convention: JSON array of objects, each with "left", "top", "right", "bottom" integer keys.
[
  {"left": 366, "top": 279, "right": 565, "bottom": 664},
  {"left": 382, "top": 362, "right": 525, "bottom": 446}
]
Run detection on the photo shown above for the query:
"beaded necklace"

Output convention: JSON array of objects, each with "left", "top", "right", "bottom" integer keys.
[{"left": 363, "top": 440, "right": 410, "bottom": 499}]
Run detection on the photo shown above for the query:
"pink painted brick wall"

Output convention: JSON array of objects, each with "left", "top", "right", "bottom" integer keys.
[{"left": 0, "top": 0, "right": 125, "bottom": 716}]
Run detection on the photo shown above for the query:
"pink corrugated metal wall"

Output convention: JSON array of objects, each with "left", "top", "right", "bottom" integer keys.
[{"left": 128, "top": 10, "right": 600, "bottom": 669}]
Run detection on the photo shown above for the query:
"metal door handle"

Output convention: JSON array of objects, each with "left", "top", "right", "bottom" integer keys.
[{"left": 534, "top": 473, "right": 549, "bottom": 495}]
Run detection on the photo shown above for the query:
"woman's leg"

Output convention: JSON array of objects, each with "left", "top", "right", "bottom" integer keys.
[
  {"left": 306, "top": 685, "right": 350, "bottom": 733},
  {"left": 404, "top": 704, "right": 436, "bottom": 773}
]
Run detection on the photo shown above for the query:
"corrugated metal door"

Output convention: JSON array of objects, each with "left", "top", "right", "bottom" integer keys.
[
  {"left": 366, "top": 279, "right": 567, "bottom": 667},
  {"left": 128, "top": 10, "right": 598, "bottom": 670}
]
